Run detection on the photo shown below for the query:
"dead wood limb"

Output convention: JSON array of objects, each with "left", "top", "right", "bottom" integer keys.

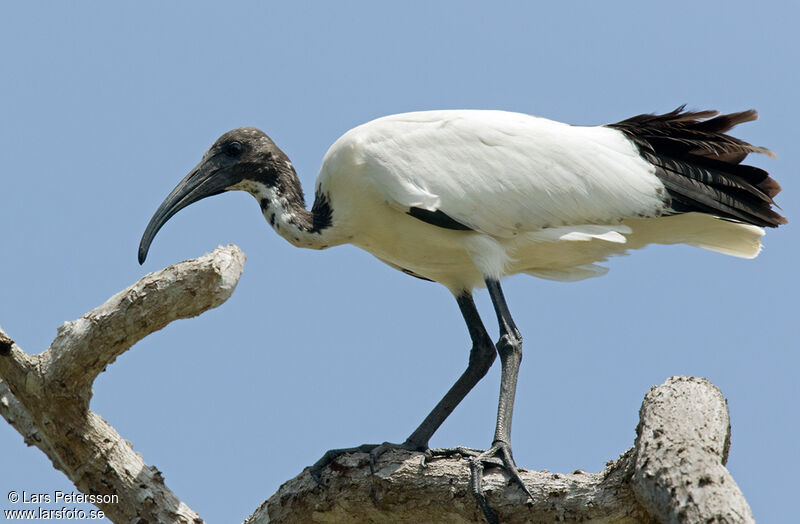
[
  {"left": 0, "top": 245, "right": 245, "bottom": 524},
  {"left": 633, "top": 376, "right": 754, "bottom": 523},
  {"left": 246, "top": 377, "right": 752, "bottom": 524},
  {"left": 1, "top": 250, "right": 754, "bottom": 523}
]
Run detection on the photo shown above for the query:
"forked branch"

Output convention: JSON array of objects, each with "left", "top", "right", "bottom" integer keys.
[
  {"left": 1, "top": 249, "right": 754, "bottom": 523},
  {"left": 0, "top": 245, "right": 245, "bottom": 524}
]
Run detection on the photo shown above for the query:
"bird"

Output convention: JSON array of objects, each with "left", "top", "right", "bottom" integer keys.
[{"left": 138, "top": 106, "right": 785, "bottom": 523}]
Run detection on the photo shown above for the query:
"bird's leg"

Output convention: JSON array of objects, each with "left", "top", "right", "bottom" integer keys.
[
  {"left": 309, "top": 293, "right": 496, "bottom": 483},
  {"left": 464, "top": 278, "right": 532, "bottom": 524},
  {"left": 402, "top": 293, "right": 496, "bottom": 449}
]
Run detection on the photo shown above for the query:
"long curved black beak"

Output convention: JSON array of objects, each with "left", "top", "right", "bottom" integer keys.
[{"left": 138, "top": 160, "right": 239, "bottom": 264}]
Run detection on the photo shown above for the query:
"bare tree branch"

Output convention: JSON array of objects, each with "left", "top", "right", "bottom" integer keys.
[
  {"left": 633, "top": 376, "right": 753, "bottom": 523},
  {"left": 245, "top": 377, "right": 753, "bottom": 524},
  {"left": 43, "top": 244, "right": 246, "bottom": 400},
  {"left": 1, "top": 250, "right": 755, "bottom": 523},
  {"left": 0, "top": 379, "right": 60, "bottom": 469},
  {"left": 0, "top": 245, "right": 245, "bottom": 524}
]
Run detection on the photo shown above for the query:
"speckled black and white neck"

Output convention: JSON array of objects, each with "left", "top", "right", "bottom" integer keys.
[{"left": 217, "top": 128, "right": 336, "bottom": 250}]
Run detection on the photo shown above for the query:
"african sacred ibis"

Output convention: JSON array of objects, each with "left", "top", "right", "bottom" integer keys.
[{"left": 138, "top": 107, "right": 785, "bottom": 522}]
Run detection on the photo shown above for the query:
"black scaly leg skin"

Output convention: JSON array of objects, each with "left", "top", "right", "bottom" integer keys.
[
  {"left": 310, "top": 293, "right": 496, "bottom": 483},
  {"left": 468, "top": 278, "right": 532, "bottom": 524}
]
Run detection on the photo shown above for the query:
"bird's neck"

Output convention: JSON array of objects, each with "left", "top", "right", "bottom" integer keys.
[{"left": 234, "top": 164, "right": 339, "bottom": 250}]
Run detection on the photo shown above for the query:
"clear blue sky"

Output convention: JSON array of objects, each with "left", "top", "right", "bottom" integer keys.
[{"left": 1, "top": 2, "right": 797, "bottom": 522}]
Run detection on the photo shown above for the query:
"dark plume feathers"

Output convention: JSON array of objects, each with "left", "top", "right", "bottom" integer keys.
[{"left": 609, "top": 106, "right": 786, "bottom": 227}]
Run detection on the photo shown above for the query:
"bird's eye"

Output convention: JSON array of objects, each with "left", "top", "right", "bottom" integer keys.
[{"left": 224, "top": 141, "right": 243, "bottom": 157}]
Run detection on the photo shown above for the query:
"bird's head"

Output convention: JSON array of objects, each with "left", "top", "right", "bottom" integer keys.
[{"left": 138, "top": 127, "right": 290, "bottom": 264}]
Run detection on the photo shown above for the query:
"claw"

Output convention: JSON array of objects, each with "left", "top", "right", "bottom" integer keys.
[
  {"left": 368, "top": 442, "right": 391, "bottom": 473},
  {"left": 420, "top": 448, "right": 434, "bottom": 468},
  {"left": 470, "top": 458, "right": 498, "bottom": 524},
  {"left": 469, "top": 441, "right": 532, "bottom": 522},
  {"left": 430, "top": 443, "right": 530, "bottom": 523},
  {"left": 310, "top": 440, "right": 425, "bottom": 484},
  {"left": 309, "top": 443, "right": 380, "bottom": 485},
  {"left": 472, "top": 442, "right": 532, "bottom": 497}
]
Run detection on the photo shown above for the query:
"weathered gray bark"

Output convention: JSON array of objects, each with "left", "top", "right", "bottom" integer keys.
[
  {"left": 1, "top": 246, "right": 754, "bottom": 524},
  {"left": 0, "top": 245, "right": 246, "bottom": 524},
  {"left": 632, "top": 377, "right": 754, "bottom": 523},
  {"left": 246, "top": 377, "right": 753, "bottom": 524}
]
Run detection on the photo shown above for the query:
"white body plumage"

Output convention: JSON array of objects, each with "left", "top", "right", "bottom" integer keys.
[{"left": 309, "top": 110, "right": 764, "bottom": 292}]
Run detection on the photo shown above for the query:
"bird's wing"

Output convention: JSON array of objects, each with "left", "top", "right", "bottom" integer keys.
[{"left": 336, "top": 110, "right": 668, "bottom": 237}]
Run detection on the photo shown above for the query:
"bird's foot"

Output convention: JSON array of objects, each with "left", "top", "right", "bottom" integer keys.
[
  {"left": 470, "top": 441, "right": 532, "bottom": 523},
  {"left": 367, "top": 440, "right": 428, "bottom": 472},
  {"left": 309, "top": 440, "right": 426, "bottom": 485},
  {"left": 430, "top": 442, "right": 531, "bottom": 524}
]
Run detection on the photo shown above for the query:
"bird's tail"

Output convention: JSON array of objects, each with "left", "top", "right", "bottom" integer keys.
[
  {"left": 624, "top": 212, "right": 765, "bottom": 259},
  {"left": 609, "top": 106, "right": 786, "bottom": 228}
]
